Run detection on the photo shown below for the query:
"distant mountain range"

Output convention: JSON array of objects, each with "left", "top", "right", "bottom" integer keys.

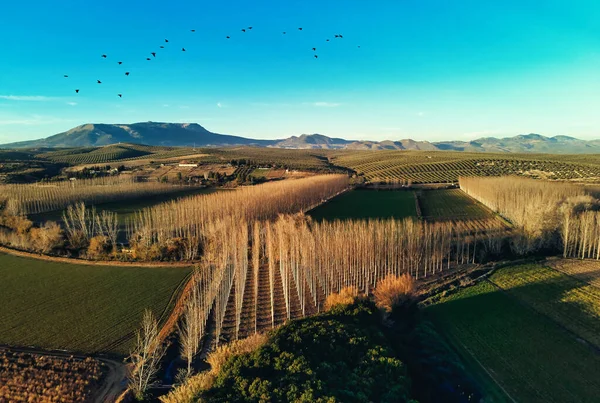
[{"left": 2, "top": 122, "right": 600, "bottom": 154}]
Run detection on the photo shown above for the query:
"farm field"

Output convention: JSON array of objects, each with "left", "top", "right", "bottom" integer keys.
[
  {"left": 428, "top": 263, "right": 600, "bottom": 402},
  {"left": 489, "top": 263, "right": 600, "bottom": 348},
  {"left": 418, "top": 189, "right": 498, "bottom": 221},
  {"left": 332, "top": 150, "right": 600, "bottom": 183},
  {"left": 548, "top": 259, "right": 600, "bottom": 288},
  {"left": 0, "top": 348, "right": 106, "bottom": 403},
  {"left": 307, "top": 189, "right": 417, "bottom": 220},
  {"left": 0, "top": 253, "right": 192, "bottom": 354}
]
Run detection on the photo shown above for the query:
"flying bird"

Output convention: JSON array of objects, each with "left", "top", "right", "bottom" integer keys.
[
  {"left": 118, "top": 94, "right": 122, "bottom": 98},
  {"left": 248, "top": 26, "right": 252, "bottom": 30},
  {"left": 226, "top": 36, "right": 230, "bottom": 39},
  {"left": 312, "top": 47, "right": 316, "bottom": 51},
  {"left": 118, "top": 61, "right": 123, "bottom": 65},
  {"left": 339, "top": 34, "right": 343, "bottom": 38},
  {"left": 101, "top": 54, "right": 107, "bottom": 58},
  {"left": 151, "top": 52, "right": 156, "bottom": 57},
  {"left": 125, "top": 72, "right": 130, "bottom": 76},
  {"left": 314, "top": 55, "right": 318, "bottom": 59},
  {"left": 282, "top": 31, "right": 286, "bottom": 34},
  {"left": 63, "top": 75, "right": 68, "bottom": 78},
  {"left": 191, "top": 29, "right": 195, "bottom": 32},
  {"left": 241, "top": 29, "right": 246, "bottom": 32},
  {"left": 75, "top": 89, "right": 79, "bottom": 93},
  {"left": 160, "top": 45, "right": 165, "bottom": 48},
  {"left": 298, "top": 27, "right": 303, "bottom": 31},
  {"left": 334, "top": 35, "right": 339, "bottom": 38},
  {"left": 326, "top": 39, "right": 330, "bottom": 42},
  {"left": 146, "top": 57, "right": 151, "bottom": 60},
  {"left": 97, "top": 80, "right": 102, "bottom": 84},
  {"left": 165, "top": 39, "right": 169, "bottom": 42},
  {"left": 182, "top": 47, "right": 186, "bottom": 51}
]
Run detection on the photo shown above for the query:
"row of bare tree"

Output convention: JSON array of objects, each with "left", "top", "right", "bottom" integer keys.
[
  {"left": 0, "top": 176, "right": 184, "bottom": 215},
  {"left": 126, "top": 175, "right": 349, "bottom": 260},
  {"left": 175, "top": 213, "right": 507, "bottom": 375},
  {"left": 562, "top": 210, "right": 600, "bottom": 259},
  {"left": 460, "top": 176, "right": 599, "bottom": 253}
]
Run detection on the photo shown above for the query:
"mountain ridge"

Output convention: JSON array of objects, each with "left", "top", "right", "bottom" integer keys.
[{"left": 1, "top": 122, "right": 599, "bottom": 154}]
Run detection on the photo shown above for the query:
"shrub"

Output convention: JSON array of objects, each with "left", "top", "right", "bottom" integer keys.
[
  {"left": 324, "top": 286, "right": 359, "bottom": 311},
  {"left": 29, "top": 221, "right": 63, "bottom": 253},
  {"left": 87, "top": 235, "right": 109, "bottom": 258},
  {"left": 374, "top": 274, "right": 416, "bottom": 313},
  {"left": 132, "top": 242, "right": 166, "bottom": 261},
  {"left": 0, "top": 213, "right": 33, "bottom": 234}
]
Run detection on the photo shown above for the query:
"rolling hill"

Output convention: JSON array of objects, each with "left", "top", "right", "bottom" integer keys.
[{"left": 2, "top": 122, "right": 599, "bottom": 154}]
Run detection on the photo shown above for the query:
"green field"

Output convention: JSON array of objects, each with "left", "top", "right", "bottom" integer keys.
[
  {"left": 419, "top": 189, "right": 495, "bottom": 220},
  {"left": 489, "top": 264, "right": 600, "bottom": 348},
  {"left": 0, "top": 253, "right": 191, "bottom": 355},
  {"left": 308, "top": 189, "right": 417, "bottom": 220},
  {"left": 428, "top": 264, "right": 600, "bottom": 402}
]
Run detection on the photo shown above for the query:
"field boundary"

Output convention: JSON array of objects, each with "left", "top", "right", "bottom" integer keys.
[
  {"left": 0, "top": 245, "right": 195, "bottom": 268},
  {"left": 157, "top": 270, "right": 197, "bottom": 343},
  {"left": 302, "top": 185, "right": 352, "bottom": 215}
]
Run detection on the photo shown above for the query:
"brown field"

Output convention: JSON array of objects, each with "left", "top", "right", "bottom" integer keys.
[
  {"left": 0, "top": 349, "right": 106, "bottom": 403},
  {"left": 547, "top": 259, "right": 600, "bottom": 288}
]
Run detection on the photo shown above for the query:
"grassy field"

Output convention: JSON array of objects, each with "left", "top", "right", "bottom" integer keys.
[
  {"left": 308, "top": 189, "right": 417, "bottom": 220},
  {"left": 418, "top": 189, "right": 496, "bottom": 221},
  {"left": 489, "top": 263, "right": 600, "bottom": 348},
  {"left": 428, "top": 263, "right": 600, "bottom": 402},
  {"left": 0, "top": 253, "right": 191, "bottom": 355}
]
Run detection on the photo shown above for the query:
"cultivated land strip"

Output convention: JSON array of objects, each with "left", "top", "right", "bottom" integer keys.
[
  {"left": 547, "top": 258, "right": 600, "bottom": 289},
  {"left": 487, "top": 263, "right": 600, "bottom": 350},
  {"left": 0, "top": 253, "right": 191, "bottom": 354},
  {"left": 428, "top": 278, "right": 600, "bottom": 402}
]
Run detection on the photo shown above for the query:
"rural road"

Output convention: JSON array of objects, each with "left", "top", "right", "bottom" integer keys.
[{"left": 0, "top": 344, "right": 127, "bottom": 403}]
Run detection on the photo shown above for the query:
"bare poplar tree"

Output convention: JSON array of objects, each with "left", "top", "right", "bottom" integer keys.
[{"left": 127, "top": 309, "right": 167, "bottom": 400}]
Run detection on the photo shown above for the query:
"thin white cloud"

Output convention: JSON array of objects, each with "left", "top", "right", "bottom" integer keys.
[
  {"left": 0, "top": 115, "right": 75, "bottom": 126},
  {"left": 0, "top": 95, "right": 53, "bottom": 101},
  {"left": 66, "top": 102, "right": 77, "bottom": 106},
  {"left": 217, "top": 102, "right": 223, "bottom": 108},
  {"left": 417, "top": 111, "right": 425, "bottom": 117},
  {"left": 311, "top": 102, "right": 341, "bottom": 108}
]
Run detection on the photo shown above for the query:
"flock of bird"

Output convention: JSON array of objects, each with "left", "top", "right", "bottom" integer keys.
[{"left": 63, "top": 27, "right": 358, "bottom": 98}]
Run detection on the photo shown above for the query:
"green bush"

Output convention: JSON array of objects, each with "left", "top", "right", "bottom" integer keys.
[{"left": 201, "top": 300, "right": 414, "bottom": 402}]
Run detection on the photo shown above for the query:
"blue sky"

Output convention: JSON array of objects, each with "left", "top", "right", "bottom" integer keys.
[{"left": 1, "top": 0, "right": 599, "bottom": 143}]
